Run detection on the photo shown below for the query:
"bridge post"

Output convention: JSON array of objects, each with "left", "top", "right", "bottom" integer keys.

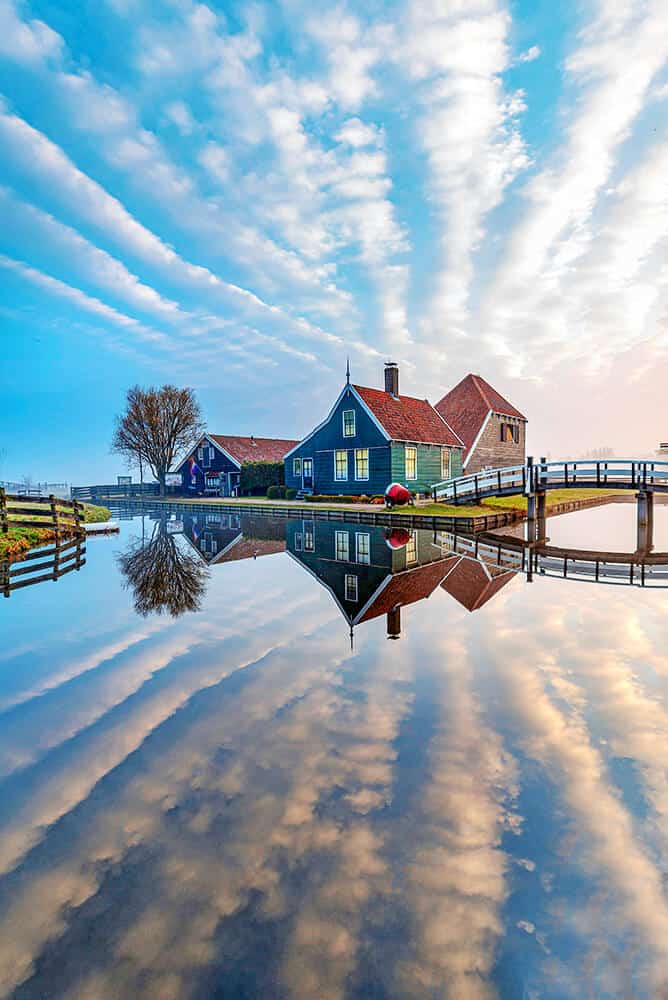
[{"left": 636, "top": 489, "right": 654, "bottom": 556}]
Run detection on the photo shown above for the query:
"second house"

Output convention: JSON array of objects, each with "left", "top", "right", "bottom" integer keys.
[{"left": 284, "top": 363, "right": 464, "bottom": 496}]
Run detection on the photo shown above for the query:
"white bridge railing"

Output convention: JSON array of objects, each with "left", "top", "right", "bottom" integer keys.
[{"left": 432, "top": 459, "right": 668, "bottom": 503}]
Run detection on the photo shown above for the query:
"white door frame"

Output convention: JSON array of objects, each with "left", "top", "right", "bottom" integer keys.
[{"left": 302, "top": 457, "right": 314, "bottom": 490}]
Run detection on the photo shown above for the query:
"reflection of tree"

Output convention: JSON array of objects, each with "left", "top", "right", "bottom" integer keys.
[{"left": 118, "top": 521, "right": 209, "bottom": 617}]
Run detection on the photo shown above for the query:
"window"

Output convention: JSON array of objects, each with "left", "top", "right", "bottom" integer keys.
[
  {"left": 335, "top": 449, "right": 348, "bottom": 481},
  {"left": 345, "top": 574, "right": 358, "bottom": 602},
  {"left": 343, "top": 409, "right": 356, "bottom": 437},
  {"left": 335, "top": 530, "right": 349, "bottom": 561},
  {"left": 293, "top": 457, "right": 302, "bottom": 477},
  {"left": 406, "top": 531, "right": 417, "bottom": 564},
  {"left": 304, "top": 522, "right": 315, "bottom": 552},
  {"left": 201, "top": 445, "right": 211, "bottom": 468},
  {"left": 355, "top": 448, "right": 369, "bottom": 481},
  {"left": 356, "top": 533, "right": 370, "bottom": 565},
  {"left": 500, "top": 422, "right": 520, "bottom": 444},
  {"left": 295, "top": 532, "right": 303, "bottom": 551},
  {"left": 197, "top": 446, "right": 203, "bottom": 460},
  {"left": 441, "top": 448, "right": 451, "bottom": 481},
  {"left": 405, "top": 446, "right": 417, "bottom": 480}
]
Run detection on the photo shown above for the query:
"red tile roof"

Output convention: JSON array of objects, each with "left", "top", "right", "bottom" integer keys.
[
  {"left": 209, "top": 435, "right": 299, "bottom": 466},
  {"left": 213, "top": 537, "right": 285, "bottom": 564},
  {"left": 435, "top": 374, "right": 526, "bottom": 458},
  {"left": 352, "top": 385, "right": 463, "bottom": 448},
  {"left": 358, "top": 558, "right": 455, "bottom": 624},
  {"left": 441, "top": 557, "right": 515, "bottom": 612}
]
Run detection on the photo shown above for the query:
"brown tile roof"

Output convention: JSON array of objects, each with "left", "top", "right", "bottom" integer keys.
[
  {"left": 435, "top": 374, "right": 526, "bottom": 458},
  {"left": 358, "top": 557, "right": 455, "bottom": 624},
  {"left": 213, "top": 537, "right": 285, "bottom": 564},
  {"left": 352, "top": 385, "right": 463, "bottom": 448},
  {"left": 209, "top": 435, "right": 299, "bottom": 466},
  {"left": 441, "top": 557, "right": 515, "bottom": 612}
]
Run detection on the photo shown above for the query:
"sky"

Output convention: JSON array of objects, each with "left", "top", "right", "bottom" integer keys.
[{"left": 0, "top": 0, "right": 667, "bottom": 485}]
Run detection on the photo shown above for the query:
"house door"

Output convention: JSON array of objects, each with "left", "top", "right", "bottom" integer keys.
[{"left": 302, "top": 458, "right": 313, "bottom": 490}]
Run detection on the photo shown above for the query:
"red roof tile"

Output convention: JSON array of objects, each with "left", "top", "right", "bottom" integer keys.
[
  {"left": 358, "top": 557, "right": 455, "bottom": 624},
  {"left": 441, "top": 557, "right": 515, "bottom": 612},
  {"left": 435, "top": 374, "right": 526, "bottom": 459},
  {"left": 352, "top": 385, "right": 463, "bottom": 447},
  {"left": 209, "top": 435, "right": 299, "bottom": 465}
]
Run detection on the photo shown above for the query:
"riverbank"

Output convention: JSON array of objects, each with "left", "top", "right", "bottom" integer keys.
[
  {"left": 0, "top": 502, "right": 112, "bottom": 559},
  {"left": 103, "top": 488, "right": 624, "bottom": 534}
]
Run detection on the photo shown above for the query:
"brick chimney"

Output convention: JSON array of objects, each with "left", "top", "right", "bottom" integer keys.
[{"left": 384, "top": 361, "right": 399, "bottom": 397}]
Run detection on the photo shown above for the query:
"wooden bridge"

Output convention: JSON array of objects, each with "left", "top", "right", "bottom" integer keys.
[{"left": 431, "top": 459, "right": 668, "bottom": 505}]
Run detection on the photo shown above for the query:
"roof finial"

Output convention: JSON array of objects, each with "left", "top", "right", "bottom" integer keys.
[{"left": 346, "top": 356, "right": 351, "bottom": 385}]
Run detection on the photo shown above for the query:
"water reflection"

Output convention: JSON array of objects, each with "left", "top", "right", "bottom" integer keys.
[
  {"left": 118, "top": 520, "right": 210, "bottom": 617},
  {"left": 0, "top": 504, "right": 667, "bottom": 999}
]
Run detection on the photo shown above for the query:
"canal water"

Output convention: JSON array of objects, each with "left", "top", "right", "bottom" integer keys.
[{"left": 0, "top": 502, "right": 667, "bottom": 1000}]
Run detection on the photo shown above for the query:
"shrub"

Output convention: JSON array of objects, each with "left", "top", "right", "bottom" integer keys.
[
  {"left": 240, "top": 461, "right": 285, "bottom": 496},
  {"left": 266, "top": 485, "right": 281, "bottom": 499},
  {"left": 285, "top": 488, "right": 298, "bottom": 500}
]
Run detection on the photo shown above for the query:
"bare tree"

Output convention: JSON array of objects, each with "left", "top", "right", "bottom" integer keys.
[
  {"left": 111, "top": 385, "right": 204, "bottom": 496},
  {"left": 118, "top": 520, "right": 209, "bottom": 617}
]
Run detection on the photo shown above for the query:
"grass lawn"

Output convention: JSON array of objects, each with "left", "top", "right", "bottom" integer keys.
[
  {"left": 1, "top": 501, "right": 111, "bottom": 559},
  {"left": 482, "top": 488, "right": 624, "bottom": 512}
]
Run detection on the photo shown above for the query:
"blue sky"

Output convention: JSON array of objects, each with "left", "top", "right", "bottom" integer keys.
[{"left": 0, "top": 0, "right": 667, "bottom": 484}]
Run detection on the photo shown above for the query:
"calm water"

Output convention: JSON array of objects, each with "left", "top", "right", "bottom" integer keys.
[{"left": 0, "top": 502, "right": 667, "bottom": 1000}]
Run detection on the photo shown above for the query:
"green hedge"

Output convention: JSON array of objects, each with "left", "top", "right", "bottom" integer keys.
[{"left": 239, "top": 461, "right": 284, "bottom": 496}]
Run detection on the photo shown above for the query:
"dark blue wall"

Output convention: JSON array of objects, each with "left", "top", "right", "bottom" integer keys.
[
  {"left": 176, "top": 440, "right": 239, "bottom": 495},
  {"left": 285, "top": 386, "right": 391, "bottom": 495}
]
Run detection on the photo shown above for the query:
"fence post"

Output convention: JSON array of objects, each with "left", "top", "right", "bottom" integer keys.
[
  {"left": 49, "top": 494, "right": 60, "bottom": 543},
  {"left": 73, "top": 500, "right": 84, "bottom": 536},
  {"left": 0, "top": 488, "right": 7, "bottom": 535},
  {"left": 1, "top": 560, "right": 9, "bottom": 598}
]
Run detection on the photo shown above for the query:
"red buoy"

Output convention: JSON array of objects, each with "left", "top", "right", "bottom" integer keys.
[
  {"left": 384, "top": 482, "right": 412, "bottom": 508},
  {"left": 385, "top": 528, "right": 412, "bottom": 549}
]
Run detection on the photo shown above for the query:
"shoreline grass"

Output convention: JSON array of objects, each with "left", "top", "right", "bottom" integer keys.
[{"left": 1, "top": 501, "right": 111, "bottom": 559}]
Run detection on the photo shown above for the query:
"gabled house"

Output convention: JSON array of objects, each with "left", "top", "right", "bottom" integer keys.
[
  {"left": 435, "top": 373, "right": 527, "bottom": 475},
  {"left": 175, "top": 512, "right": 286, "bottom": 565},
  {"left": 176, "top": 434, "right": 299, "bottom": 497},
  {"left": 284, "top": 363, "right": 464, "bottom": 496}
]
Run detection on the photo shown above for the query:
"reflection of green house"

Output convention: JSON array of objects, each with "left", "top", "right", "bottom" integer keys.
[{"left": 285, "top": 519, "right": 453, "bottom": 641}]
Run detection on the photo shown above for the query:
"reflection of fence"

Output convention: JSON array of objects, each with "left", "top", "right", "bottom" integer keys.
[
  {"left": 0, "top": 491, "right": 84, "bottom": 539},
  {"left": 72, "top": 483, "right": 160, "bottom": 501},
  {"left": 0, "top": 480, "right": 70, "bottom": 498},
  {"left": 1, "top": 536, "right": 86, "bottom": 598}
]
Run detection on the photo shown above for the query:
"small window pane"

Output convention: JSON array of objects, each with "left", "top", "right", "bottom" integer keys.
[
  {"left": 406, "top": 532, "right": 417, "bottom": 564},
  {"left": 293, "top": 458, "right": 302, "bottom": 476},
  {"left": 304, "top": 523, "right": 315, "bottom": 551},
  {"left": 295, "top": 532, "right": 303, "bottom": 551},
  {"left": 343, "top": 410, "right": 356, "bottom": 437},
  {"left": 335, "top": 450, "right": 348, "bottom": 481},
  {"left": 406, "top": 447, "right": 417, "bottom": 480},
  {"left": 355, "top": 448, "right": 369, "bottom": 480},
  {"left": 335, "top": 530, "right": 349, "bottom": 561},
  {"left": 345, "top": 574, "right": 358, "bottom": 602},
  {"left": 441, "top": 448, "right": 451, "bottom": 480},
  {"left": 356, "top": 533, "right": 370, "bottom": 565}
]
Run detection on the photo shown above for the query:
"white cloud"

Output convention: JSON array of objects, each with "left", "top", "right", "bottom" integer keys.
[
  {"left": 0, "top": 0, "right": 62, "bottom": 64},
  {"left": 516, "top": 44, "right": 541, "bottom": 64},
  {"left": 163, "top": 99, "right": 196, "bottom": 135}
]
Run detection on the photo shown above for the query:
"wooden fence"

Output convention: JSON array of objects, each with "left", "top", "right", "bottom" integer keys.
[
  {"left": 1, "top": 536, "right": 86, "bottom": 598},
  {"left": 72, "top": 483, "right": 160, "bottom": 501},
  {"left": 0, "top": 490, "right": 85, "bottom": 541}
]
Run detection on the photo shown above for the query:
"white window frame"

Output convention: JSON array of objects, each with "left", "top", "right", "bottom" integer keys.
[
  {"left": 405, "top": 446, "right": 418, "bottom": 480},
  {"left": 345, "top": 574, "right": 358, "bottom": 602},
  {"left": 304, "top": 522, "right": 315, "bottom": 552},
  {"left": 334, "top": 449, "right": 348, "bottom": 482},
  {"left": 356, "top": 532, "right": 370, "bottom": 565},
  {"left": 202, "top": 445, "right": 211, "bottom": 468},
  {"left": 355, "top": 448, "right": 369, "bottom": 481},
  {"left": 406, "top": 531, "right": 417, "bottom": 565},
  {"left": 441, "top": 447, "right": 451, "bottom": 481},
  {"left": 335, "top": 530, "right": 349, "bottom": 561},
  {"left": 343, "top": 409, "right": 356, "bottom": 437},
  {"left": 295, "top": 532, "right": 303, "bottom": 551},
  {"left": 293, "top": 457, "right": 302, "bottom": 477}
]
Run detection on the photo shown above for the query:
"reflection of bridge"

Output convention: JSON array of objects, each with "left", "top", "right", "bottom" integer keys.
[{"left": 440, "top": 531, "right": 668, "bottom": 589}]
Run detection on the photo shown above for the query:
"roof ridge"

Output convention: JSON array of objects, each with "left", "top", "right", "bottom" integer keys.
[
  {"left": 470, "top": 374, "right": 493, "bottom": 410},
  {"left": 351, "top": 383, "right": 435, "bottom": 405}
]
